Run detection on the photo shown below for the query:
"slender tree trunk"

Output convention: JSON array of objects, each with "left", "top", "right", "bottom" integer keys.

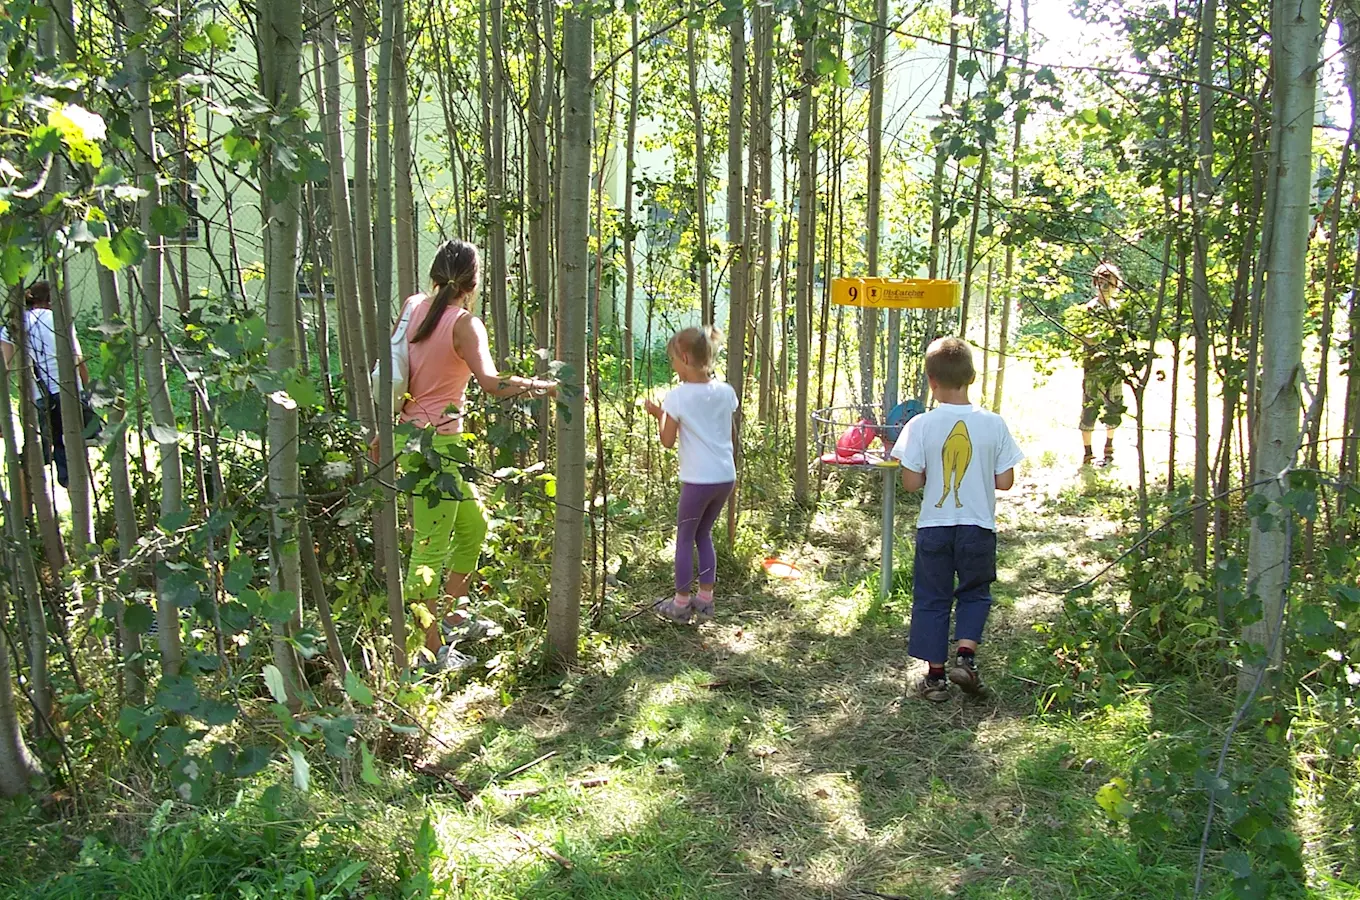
[
  {"left": 305, "top": 186, "right": 336, "bottom": 408},
  {"left": 958, "top": 150, "right": 989, "bottom": 338},
  {"left": 257, "top": 0, "right": 306, "bottom": 709},
  {"left": 393, "top": 0, "right": 417, "bottom": 302},
  {"left": 1242, "top": 0, "right": 1321, "bottom": 687},
  {"left": 858, "top": 0, "right": 881, "bottom": 412},
  {"left": 755, "top": 4, "right": 775, "bottom": 422},
  {"left": 0, "top": 306, "right": 50, "bottom": 735},
  {"left": 375, "top": 0, "right": 407, "bottom": 670},
  {"left": 622, "top": 8, "right": 639, "bottom": 387},
  {"left": 0, "top": 585, "right": 40, "bottom": 797},
  {"left": 95, "top": 267, "right": 145, "bottom": 705},
  {"left": 376, "top": 0, "right": 395, "bottom": 320},
  {"left": 1344, "top": 8, "right": 1360, "bottom": 483},
  {"left": 548, "top": 4, "right": 592, "bottom": 666},
  {"left": 1189, "top": 0, "right": 1217, "bottom": 571},
  {"left": 686, "top": 7, "right": 711, "bottom": 322},
  {"left": 527, "top": 0, "right": 554, "bottom": 461},
  {"left": 352, "top": 0, "right": 379, "bottom": 366},
  {"left": 922, "top": 0, "right": 961, "bottom": 399},
  {"left": 321, "top": 0, "right": 376, "bottom": 432},
  {"left": 482, "top": 0, "right": 511, "bottom": 364},
  {"left": 128, "top": 0, "right": 185, "bottom": 677},
  {"left": 725, "top": 9, "right": 747, "bottom": 540},
  {"left": 793, "top": 28, "right": 816, "bottom": 505}
]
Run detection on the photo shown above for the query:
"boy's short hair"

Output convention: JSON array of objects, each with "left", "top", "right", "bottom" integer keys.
[{"left": 924, "top": 337, "right": 975, "bottom": 389}]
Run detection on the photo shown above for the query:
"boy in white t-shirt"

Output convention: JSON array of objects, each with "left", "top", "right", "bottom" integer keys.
[{"left": 890, "top": 337, "right": 1023, "bottom": 701}]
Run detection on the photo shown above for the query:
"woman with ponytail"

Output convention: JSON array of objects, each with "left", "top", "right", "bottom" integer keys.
[{"left": 397, "top": 239, "right": 557, "bottom": 671}]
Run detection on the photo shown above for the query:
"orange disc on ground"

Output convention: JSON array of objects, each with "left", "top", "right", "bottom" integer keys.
[{"left": 762, "top": 558, "right": 802, "bottom": 579}]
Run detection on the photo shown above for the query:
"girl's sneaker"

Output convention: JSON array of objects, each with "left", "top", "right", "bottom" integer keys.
[
  {"left": 655, "top": 596, "right": 693, "bottom": 624},
  {"left": 691, "top": 594, "right": 715, "bottom": 623}
]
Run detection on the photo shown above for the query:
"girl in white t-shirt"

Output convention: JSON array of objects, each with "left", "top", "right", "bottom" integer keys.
[{"left": 644, "top": 326, "right": 738, "bottom": 623}]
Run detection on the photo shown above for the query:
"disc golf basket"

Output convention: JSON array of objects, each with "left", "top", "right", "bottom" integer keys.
[
  {"left": 815, "top": 277, "right": 960, "bottom": 597},
  {"left": 813, "top": 399, "right": 924, "bottom": 468}
]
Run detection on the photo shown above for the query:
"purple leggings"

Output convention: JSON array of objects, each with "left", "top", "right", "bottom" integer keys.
[{"left": 675, "top": 481, "right": 734, "bottom": 592}]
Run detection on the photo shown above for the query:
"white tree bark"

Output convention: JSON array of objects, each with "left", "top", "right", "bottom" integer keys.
[
  {"left": 127, "top": 0, "right": 185, "bottom": 676},
  {"left": 548, "top": 4, "right": 592, "bottom": 666},
  {"left": 258, "top": 0, "right": 306, "bottom": 709},
  {"left": 1241, "top": 0, "right": 1322, "bottom": 688},
  {"left": 793, "top": 31, "right": 816, "bottom": 505}
]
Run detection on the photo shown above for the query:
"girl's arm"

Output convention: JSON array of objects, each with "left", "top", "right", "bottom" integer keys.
[
  {"left": 658, "top": 414, "right": 678, "bottom": 449},
  {"left": 453, "top": 313, "right": 557, "bottom": 400}
]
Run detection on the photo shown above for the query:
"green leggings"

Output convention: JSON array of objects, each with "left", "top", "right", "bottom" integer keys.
[{"left": 404, "top": 433, "right": 488, "bottom": 603}]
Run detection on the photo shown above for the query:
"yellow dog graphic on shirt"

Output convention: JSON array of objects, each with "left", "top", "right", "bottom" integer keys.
[{"left": 936, "top": 420, "right": 973, "bottom": 508}]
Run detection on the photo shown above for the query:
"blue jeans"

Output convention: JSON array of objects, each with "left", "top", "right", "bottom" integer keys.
[{"left": 909, "top": 525, "right": 997, "bottom": 664}]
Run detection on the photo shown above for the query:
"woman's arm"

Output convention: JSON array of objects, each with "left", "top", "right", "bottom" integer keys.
[{"left": 453, "top": 313, "right": 557, "bottom": 400}]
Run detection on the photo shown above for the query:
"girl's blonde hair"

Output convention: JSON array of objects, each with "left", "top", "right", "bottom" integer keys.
[{"left": 667, "top": 325, "right": 724, "bottom": 375}]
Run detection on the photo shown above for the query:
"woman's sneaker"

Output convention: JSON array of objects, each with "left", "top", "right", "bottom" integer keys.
[
  {"left": 916, "top": 673, "right": 950, "bottom": 703},
  {"left": 426, "top": 644, "right": 477, "bottom": 674},
  {"left": 948, "top": 653, "right": 986, "bottom": 696},
  {"left": 441, "top": 615, "right": 501, "bottom": 645}
]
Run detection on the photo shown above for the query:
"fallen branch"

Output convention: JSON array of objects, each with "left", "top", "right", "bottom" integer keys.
[
  {"left": 511, "top": 828, "right": 574, "bottom": 871},
  {"left": 500, "top": 750, "right": 557, "bottom": 781},
  {"left": 411, "top": 759, "right": 476, "bottom": 803},
  {"left": 496, "top": 776, "right": 609, "bottom": 799}
]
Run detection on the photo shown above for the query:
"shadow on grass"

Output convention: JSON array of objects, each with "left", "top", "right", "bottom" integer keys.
[{"left": 410, "top": 486, "right": 1252, "bottom": 899}]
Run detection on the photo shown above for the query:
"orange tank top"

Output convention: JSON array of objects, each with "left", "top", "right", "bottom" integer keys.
[{"left": 399, "top": 296, "right": 473, "bottom": 434}]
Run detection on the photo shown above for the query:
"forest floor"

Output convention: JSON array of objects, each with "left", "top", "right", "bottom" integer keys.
[
  {"left": 401, "top": 459, "right": 1164, "bottom": 899},
  {"left": 9, "top": 352, "right": 1358, "bottom": 898}
]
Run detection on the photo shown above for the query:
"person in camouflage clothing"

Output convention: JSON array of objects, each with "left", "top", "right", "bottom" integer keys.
[{"left": 1067, "top": 262, "right": 1130, "bottom": 467}]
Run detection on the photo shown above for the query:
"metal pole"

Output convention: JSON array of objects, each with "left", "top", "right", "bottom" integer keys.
[{"left": 881, "top": 309, "right": 900, "bottom": 598}]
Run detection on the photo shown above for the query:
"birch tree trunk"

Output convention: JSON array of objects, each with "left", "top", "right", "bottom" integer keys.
[
  {"left": 793, "top": 26, "right": 816, "bottom": 505},
  {"left": 1344, "top": 4, "right": 1360, "bottom": 483},
  {"left": 863, "top": 0, "right": 886, "bottom": 411},
  {"left": 257, "top": 0, "right": 306, "bottom": 709},
  {"left": 724, "top": 8, "right": 747, "bottom": 539},
  {"left": 1241, "top": 0, "right": 1321, "bottom": 688},
  {"left": 1189, "top": 0, "right": 1216, "bottom": 571},
  {"left": 374, "top": 0, "right": 407, "bottom": 669},
  {"left": 376, "top": 0, "right": 395, "bottom": 316},
  {"left": 548, "top": 4, "right": 592, "bottom": 666},
  {"left": 482, "top": 0, "right": 511, "bottom": 364},
  {"left": 755, "top": 5, "right": 775, "bottom": 422},
  {"left": 686, "top": 7, "right": 711, "bottom": 323},
  {"left": 0, "top": 585, "right": 40, "bottom": 797},
  {"left": 321, "top": 0, "right": 376, "bottom": 432},
  {"left": 528, "top": 0, "right": 554, "bottom": 460},
  {"left": 921, "top": 0, "right": 961, "bottom": 399},
  {"left": 621, "top": 7, "right": 639, "bottom": 386},
  {"left": 127, "top": 0, "right": 184, "bottom": 677},
  {"left": 96, "top": 267, "right": 145, "bottom": 705},
  {"left": 352, "top": 0, "right": 379, "bottom": 366},
  {"left": 393, "top": 0, "right": 417, "bottom": 301}
]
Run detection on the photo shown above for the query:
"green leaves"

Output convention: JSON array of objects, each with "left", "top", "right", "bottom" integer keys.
[
  {"left": 95, "top": 227, "right": 149, "bottom": 272},
  {"left": 47, "top": 104, "right": 105, "bottom": 167},
  {"left": 344, "top": 671, "right": 375, "bottom": 708},
  {"left": 150, "top": 203, "right": 189, "bottom": 237},
  {"left": 263, "top": 664, "right": 289, "bottom": 704}
]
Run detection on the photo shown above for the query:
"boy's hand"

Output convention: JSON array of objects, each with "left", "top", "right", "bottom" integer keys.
[{"left": 643, "top": 398, "right": 662, "bottom": 419}]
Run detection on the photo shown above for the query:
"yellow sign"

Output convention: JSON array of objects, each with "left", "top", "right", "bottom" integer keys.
[{"left": 831, "top": 277, "right": 960, "bottom": 310}]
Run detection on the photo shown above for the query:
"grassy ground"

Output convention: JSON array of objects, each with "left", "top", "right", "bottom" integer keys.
[{"left": 6, "top": 350, "right": 1356, "bottom": 898}]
